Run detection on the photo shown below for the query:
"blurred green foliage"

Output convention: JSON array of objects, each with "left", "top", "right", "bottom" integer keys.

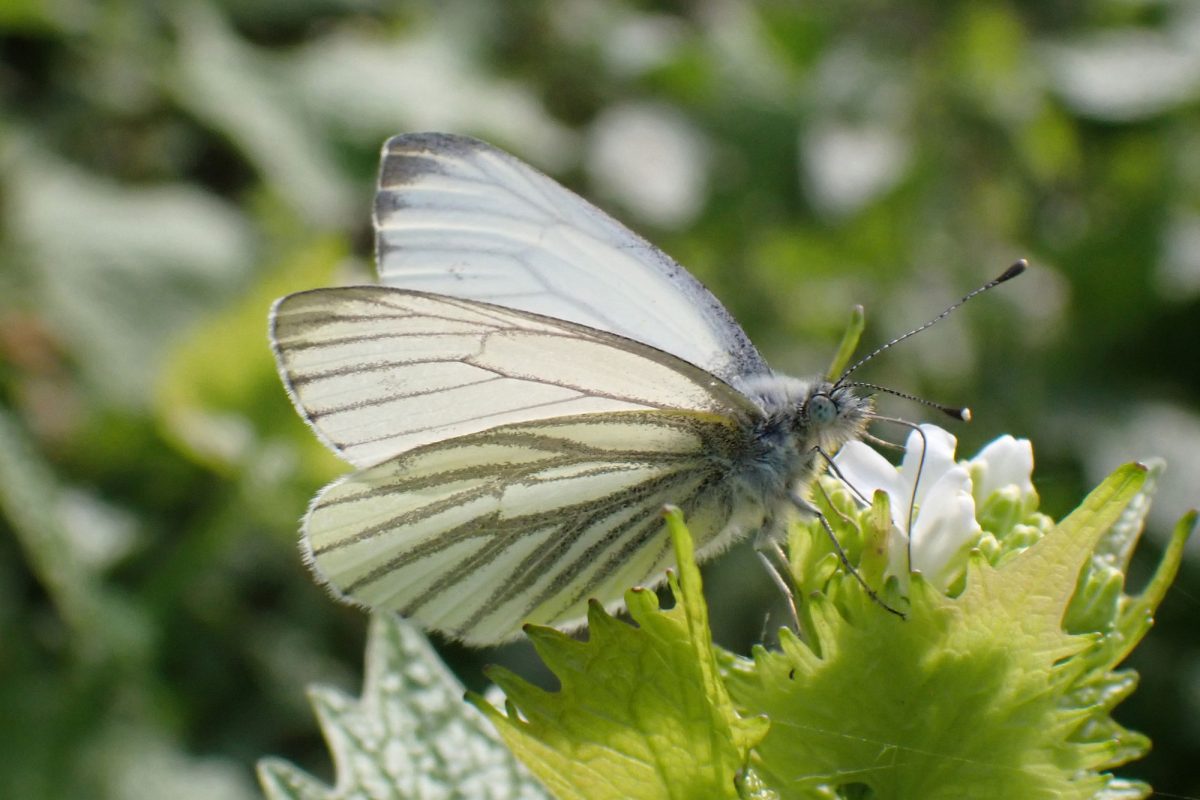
[{"left": 1, "top": 1, "right": 1197, "bottom": 797}]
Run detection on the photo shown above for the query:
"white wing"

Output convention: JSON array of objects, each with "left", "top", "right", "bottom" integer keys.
[
  {"left": 270, "top": 286, "right": 760, "bottom": 469},
  {"left": 373, "top": 132, "right": 768, "bottom": 384},
  {"left": 302, "top": 410, "right": 766, "bottom": 645}
]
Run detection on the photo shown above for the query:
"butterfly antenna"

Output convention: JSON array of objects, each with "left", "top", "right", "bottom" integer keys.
[
  {"left": 835, "top": 259, "right": 1027, "bottom": 387},
  {"left": 847, "top": 381, "right": 971, "bottom": 422}
]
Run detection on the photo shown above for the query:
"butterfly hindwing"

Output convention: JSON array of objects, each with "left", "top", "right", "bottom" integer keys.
[{"left": 303, "top": 410, "right": 759, "bottom": 645}]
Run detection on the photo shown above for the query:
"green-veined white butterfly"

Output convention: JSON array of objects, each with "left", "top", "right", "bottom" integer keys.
[{"left": 270, "top": 132, "right": 1019, "bottom": 645}]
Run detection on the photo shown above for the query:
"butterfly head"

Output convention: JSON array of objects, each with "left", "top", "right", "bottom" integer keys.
[
  {"left": 738, "top": 374, "right": 872, "bottom": 456},
  {"left": 800, "top": 380, "right": 872, "bottom": 453}
]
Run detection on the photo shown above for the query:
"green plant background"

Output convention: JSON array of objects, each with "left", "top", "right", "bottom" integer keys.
[{"left": 1, "top": 2, "right": 1197, "bottom": 797}]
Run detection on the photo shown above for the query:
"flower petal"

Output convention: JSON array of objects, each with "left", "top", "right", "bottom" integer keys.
[
  {"left": 970, "top": 435, "right": 1035, "bottom": 503},
  {"left": 834, "top": 440, "right": 907, "bottom": 515},
  {"left": 909, "top": 465, "right": 981, "bottom": 590},
  {"left": 899, "top": 425, "right": 960, "bottom": 512}
]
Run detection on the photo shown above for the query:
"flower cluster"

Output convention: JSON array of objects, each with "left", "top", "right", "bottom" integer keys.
[{"left": 833, "top": 424, "right": 1053, "bottom": 594}]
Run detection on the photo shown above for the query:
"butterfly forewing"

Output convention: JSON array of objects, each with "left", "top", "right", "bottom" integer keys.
[
  {"left": 373, "top": 132, "right": 768, "bottom": 385},
  {"left": 303, "top": 410, "right": 757, "bottom": 645},
  {"left": 270, "top": 286, "right": 758, "bottom": 469}
]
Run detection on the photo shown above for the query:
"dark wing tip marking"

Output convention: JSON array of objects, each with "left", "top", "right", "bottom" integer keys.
[
  {"left": 378, "top": 153, "right": 443, "bottom": 191},
  {"left": 378, "top": 133, "right": 496, "bottom": 190},
  {"left": 383, "top": 132, "right": 492, "bottom": 157}
]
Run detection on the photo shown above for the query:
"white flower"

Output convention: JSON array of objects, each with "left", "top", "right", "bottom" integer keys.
[
  {"left": 833, "top": 425, "right": 1037, "bottom": 592},
  {"left": 969, "top": 434, "right": 1036, "bottom": 506}
]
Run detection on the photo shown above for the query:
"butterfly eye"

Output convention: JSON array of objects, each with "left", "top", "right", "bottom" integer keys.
[{"left": 807, "top": 394, "right": 837, "bottom": 426}]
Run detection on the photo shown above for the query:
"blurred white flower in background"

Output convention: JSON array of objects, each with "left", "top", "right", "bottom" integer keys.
[
  {"left": 800, "top": 43, "right": 913, "bottom": 218},
  {"left": 801, "top": 122, "right": 910, "bottom": 218},
  {"left": 1158, "top": 212, "right": 1200, "bottom": 300},
  {"left": 601, "top": 13, "right": 687, "bottom": 77},
  {"left": 1041, "top": 11, "right": 1200, "bottom": 122},
  {"left": 1083, "top": 401, "right": 1200, "bottom": 555},
  {"left": 292, "top": 22, "right": 574, "bottom": 170},
  {"left": 835, "top": 425, "right": 1038, "bottom": 591},
  {"left": 585, "top": 102, "right": 710, "bottom": 229}
]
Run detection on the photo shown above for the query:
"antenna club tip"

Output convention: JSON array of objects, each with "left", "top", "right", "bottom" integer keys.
[
  {"left": 940, "top": 405, "right": 971, "bottom": 422},
  {"left": 998, "top": 259, "right": 1028, "bottom": 282}
]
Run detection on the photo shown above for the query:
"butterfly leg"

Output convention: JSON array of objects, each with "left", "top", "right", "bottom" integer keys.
[
  {"left": 788, "top": 491, "right": 906, "bottom": 620},
  {"left": 813, "top": 448, "right": 871, "bottom": 506},
  {"left": 752, "top": 531, "right": 802, "bottom": 635}
]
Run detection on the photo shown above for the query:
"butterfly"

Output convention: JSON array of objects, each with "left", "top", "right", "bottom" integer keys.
[{"left": 270, "top": 132, "right": 1017, "bottom": 645}]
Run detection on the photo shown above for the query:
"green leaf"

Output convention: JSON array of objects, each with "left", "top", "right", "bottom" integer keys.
[
  {"left": 826, "top": 304, "right": 865, "bottom": 380},
  {"left": 471, "top": 507, "right": 769, "bottom": 800},
  {"left": 722, "top": 463, "right": 1178, "bottom": 799},
  {"left": 5, "top": 137, "right": 253, "bottom": 407},
  {"left": 167, "top": 3, "right": 355, "bottom": 227},
  {"left": 257, "top": 613, "right": 550, "bottom": 800},
  {"left": 0, "top": 408, "right": 150, "bottom": 667},
  {"left": 154, "top": 236, "right": 345, "bottom": 481}
]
